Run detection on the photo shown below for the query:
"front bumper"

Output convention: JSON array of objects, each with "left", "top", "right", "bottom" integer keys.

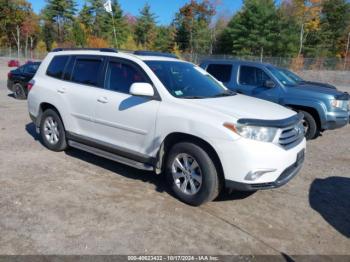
[
  {"left": 323, "top": 110, "right": 350, "bottom": 130},
  {"left": 225, "top": 152, "right": 304, "bottom": 191},
  {"left": 212, "top": 135, "right": 306, "bottom": 189}
]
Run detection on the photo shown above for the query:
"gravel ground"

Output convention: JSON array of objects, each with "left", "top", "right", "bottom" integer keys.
[{"left": 0, "top": 70, "right": 349, "bottom": 256}]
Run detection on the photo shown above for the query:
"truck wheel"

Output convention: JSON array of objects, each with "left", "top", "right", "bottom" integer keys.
[
  {"left": 13, "top": 83, "right": 27, "bottom": 100},
  {"left": 165, "top": 142, "right": 220, "bottom": 206},
  {"left": 40, "top": 109, "right": 67, "bottom": 152},
  {"left": 300, "top": 110, "right": 318, "bottom": 140}
]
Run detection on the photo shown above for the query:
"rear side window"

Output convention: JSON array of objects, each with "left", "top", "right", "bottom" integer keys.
[
  {"left": 46, "top": 56, "right": 69, "bottom": 79},
  {"left": 71, "top": 58, "right": 103, "bottom": 86},
  {"left": 206, "top": 64, "right": 232, "bottom": 83},
  {"left": 239, "top": 66, "right": 271, "bottom": 86},
  {"left": 106, "top": 61, "right": 147, "bottom": 94}
]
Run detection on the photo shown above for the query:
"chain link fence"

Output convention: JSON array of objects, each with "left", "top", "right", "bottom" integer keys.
[
  {"left": 181, "top": 53, "right": 350, "bottom": 71},
  {"left": 1, "top": 46, "right": 350, "bottom": 71},
  {"left": 0, "top": 47, "right": 46, "bottom": 61}
]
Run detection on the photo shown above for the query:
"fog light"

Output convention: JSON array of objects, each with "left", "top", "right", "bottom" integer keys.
[{"left": 245, "top": 169, "right": 277, "bottom": 181}]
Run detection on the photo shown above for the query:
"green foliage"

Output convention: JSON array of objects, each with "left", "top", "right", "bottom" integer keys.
[
  {"left": 319, "top": 0, "right": 350, "bottom": 57},
  {"left": 0, "top": 0, "right": 31, "bottom": 46},
  {"left": 70, "top": 20, "right": 86, "bottom": 47},
  {"left": 135, "top": 3, "right": 157, "bottom": 49},
  {"left": 79, "top": 4, "right": 94, "bottom": 34},
  {"left": 220, "top": 0, "right": 281, "bottom": 56},
  {"left": 1, "top": 0, "right": 350, "bottom": 59},
  {"left": 41, "top": 21, "right": 55, "bottom": 51},
  {"left": 43, "top": 0, "right": 77, "bottom": 42},
  {"left": 153, "top": 26, "right": 176, "bottom": 52},
  {"left": 173, "top": 0, "right": 215, "bottom": 54},
  {"left": 86, "top": 0, "right": 127, "bottom": 48}
]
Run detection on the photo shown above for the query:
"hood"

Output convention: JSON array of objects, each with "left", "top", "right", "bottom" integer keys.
[
  {"left": 287, "top": 83, "right": 346, "bottom": 97},
  {"left": 187, "top": 94, "right": 295, "bottom": 120},
  {"left": 299, "top": 81, "right": 337, "bottom": 90}
]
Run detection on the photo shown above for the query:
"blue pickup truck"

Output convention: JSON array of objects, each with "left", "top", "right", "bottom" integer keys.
[{"left": 200, "top": 60, "right": 349, "bottom": 140}]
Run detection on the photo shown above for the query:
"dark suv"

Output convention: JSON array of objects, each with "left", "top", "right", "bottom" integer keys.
[{"left": 200, "top": 60, "right": 349, "bottom": 140}]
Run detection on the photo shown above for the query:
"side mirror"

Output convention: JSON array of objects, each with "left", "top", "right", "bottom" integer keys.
[
  {"left": 264, "top": 80, "right": 276, "bottom": 88},
  {"left": 130, "top": 82, "right": 154, "bottom": 97}
]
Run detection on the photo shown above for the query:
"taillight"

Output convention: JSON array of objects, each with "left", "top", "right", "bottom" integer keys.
[
  {"left": 7, "top": 72, "right": 12, "bottom": 79},
  {"left": 27, "top": 79, "right": 35, "bottom": 92}
]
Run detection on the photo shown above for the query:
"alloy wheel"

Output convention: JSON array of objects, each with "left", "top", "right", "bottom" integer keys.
[
  {"left": 14, "top": 85, "right": 25, "bottom": 99},
  {"left": 43, "top": 116, "right": 60, "bottom": 145},
  {"left": 171, "top": 153, "right": 202, "bottom": 195}
]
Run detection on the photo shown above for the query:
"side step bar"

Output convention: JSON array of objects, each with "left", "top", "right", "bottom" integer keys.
[{"left": 68, "top": 140, "right": 154, "bottom": 171}]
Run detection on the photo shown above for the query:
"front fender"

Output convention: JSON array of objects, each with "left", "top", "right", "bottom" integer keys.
[{"left": 280, "top": 97, "right": 328, "bottom": 127}]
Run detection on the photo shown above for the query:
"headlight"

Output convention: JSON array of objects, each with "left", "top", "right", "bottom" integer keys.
[
  {"left": 331, "top": 99, "right": 348, "bottom": 111},
  {"left": 224, "top": 123, "right": 278, "bottom": 142}
]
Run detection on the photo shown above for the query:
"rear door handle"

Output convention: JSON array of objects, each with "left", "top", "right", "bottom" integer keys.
[
  {"left": 97, "top": 97, "right": 108, "bottom": 104},
  {"left": 57, "top": 88, "right": 66, "bottom": 94}
]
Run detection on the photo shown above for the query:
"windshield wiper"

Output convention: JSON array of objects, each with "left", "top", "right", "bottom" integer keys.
[
  {"left": 181, "top": 96, "right": 206, "bottom": 99},
  {"left": 213, "top": 90, "right": 236, "bottom": 97}
]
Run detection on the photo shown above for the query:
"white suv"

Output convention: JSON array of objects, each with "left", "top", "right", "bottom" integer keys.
[{"left": 27, "top": 48, "right": 306, "bottom": 206}]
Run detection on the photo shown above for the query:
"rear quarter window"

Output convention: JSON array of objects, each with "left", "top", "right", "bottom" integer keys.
[
  {"left": 46, "top": 56, "right": 69, "bottom": 79},
  {"left": 206, "top": 64, "right": 233, "bottom": 83}
]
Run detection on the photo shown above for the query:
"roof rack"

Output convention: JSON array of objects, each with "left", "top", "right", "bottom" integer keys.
[
  {"left": 52, "top": 48, "right": 118, "bottom": 53},
  {"left": 133, "top": 50, "right": 178, "bottom": 59}
]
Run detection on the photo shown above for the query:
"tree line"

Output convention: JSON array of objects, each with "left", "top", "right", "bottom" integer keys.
[{"left": 0, "top": 0, "right": 350, "bottom": 59}]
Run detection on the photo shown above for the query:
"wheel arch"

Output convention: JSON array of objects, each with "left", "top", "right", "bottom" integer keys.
[
  {"left": 36, "top": 102, "right": 65, "bottom": 128},
  {"left": 156, "top": 132, "right": 225, "bottom": 188},
  {"left": 286, "top": 104, "right": 322, "bottom": 131}
]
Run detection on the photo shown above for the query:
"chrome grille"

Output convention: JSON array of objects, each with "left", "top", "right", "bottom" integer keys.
[{"left": 279, "top": 122, "right": 304, "bottom": 149}]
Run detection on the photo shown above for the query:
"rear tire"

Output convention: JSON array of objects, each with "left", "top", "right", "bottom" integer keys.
[
  {"left": 40, "top": 109, "right": 67, "bottom": 152},
  {"left": 13, "top": 83, "right": 26, "bottom": 100},
  {"left": 300, "top": 110, "right": 318, "bottom": 140},
  {"left": 165, "top": 142, "right": 220, "bottom": 206}
]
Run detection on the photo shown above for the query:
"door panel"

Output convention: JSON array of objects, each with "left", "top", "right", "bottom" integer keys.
[
  {"left": 237, "top": 65, "right": 280, "bottom": 103},
  {"left": 93, "top": 59, "right": 160, "bottom": 156},
  {"left": 63, "top": 82, "right": 101, "bottom": 137},
  {"left": 63, "top": 55, "right": 105, "bottom": 137},
  {"left": 94, "top": 90, "right": 160, "bottom": 155}
]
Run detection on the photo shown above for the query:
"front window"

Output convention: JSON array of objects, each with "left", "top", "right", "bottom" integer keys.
[
  {"left": 145, "top": 61, "right": 233, "bottom": 99},
  {"left": 267, "top": 67, "right": 298, "bottom": 86},
  {"left": 106, "top": 61, "right": 148, "bottom": 94}
]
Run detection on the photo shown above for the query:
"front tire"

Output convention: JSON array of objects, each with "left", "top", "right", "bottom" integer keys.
[
  {"left": 165, "top": 142, "right": 220, "bottom": 206},
  {"left": 40, "top": 109, "right": 67, "bottom": 151},
  {"left": 13, "top": 83, "right": 26, "bottom": 100},
  {"left": 300, "top": 110, "right": 319, "bottom": 140}
]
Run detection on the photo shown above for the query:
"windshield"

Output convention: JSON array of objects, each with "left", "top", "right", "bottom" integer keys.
[
  {"left": 145, "top": 61, "right": 234, "bottom": 99},
  {"left": 267, "top": 67, "right": 298, "bottom": 86},
  {"left": 281, "top": 68, "right": 303, "bottom": 82}
]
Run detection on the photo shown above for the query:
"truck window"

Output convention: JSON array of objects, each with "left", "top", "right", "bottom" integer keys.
[
  {"left": 206, "top": 64, "right": 232, "bottom": 83},
  {"left": 239, "top": 66, "right": 270, "bottom": 86}
]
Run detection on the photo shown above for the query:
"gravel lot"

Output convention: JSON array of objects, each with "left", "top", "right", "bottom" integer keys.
[{"left": 0, "top": 68, "right": 349, "bottom": 256}]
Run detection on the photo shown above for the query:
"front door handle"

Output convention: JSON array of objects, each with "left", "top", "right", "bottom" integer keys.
[
  {"left": 97, "top": 97, "right": 108, "bottom": 104},
  {"left": 57, "top": 88, "right": 66, "bottom": 94}
]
